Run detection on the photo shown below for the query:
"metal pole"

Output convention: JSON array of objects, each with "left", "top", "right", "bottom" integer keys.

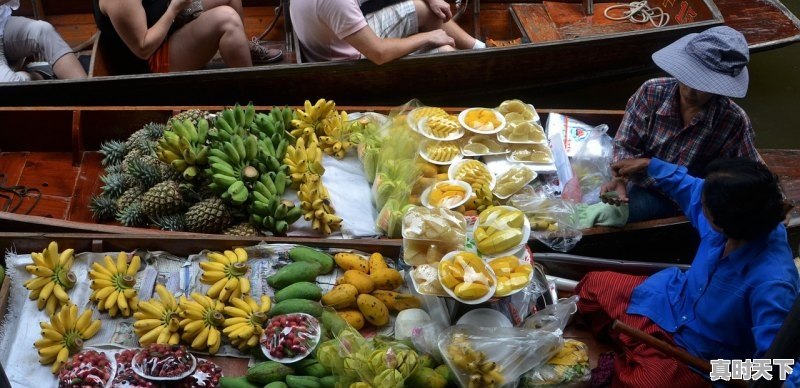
[{"left": 29, "top": 0, "right": 44, "bottom": 20}]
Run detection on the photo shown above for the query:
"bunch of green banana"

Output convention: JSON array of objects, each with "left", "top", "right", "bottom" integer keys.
[
  {"left": 284, "top": 137, "right": 325, "bottom": 189},
  {"left": 249, "top": 171, "right": 302, "bottom": 235},
  {"left": 319, "top": 110, "right": 353, "bottom": 159},
  {"left": 209, "top": 103, "right": 256, "bottom": 142},
  {"left": 156, "top": 118, "right": 210, "bottom": 180},
  {"left": 207, "top": 133, "right": 260, "bottom": 206},
  {"left": 298, "top": 180, "right": 342, "bottom": 235},
  {"left": 24, "top": 241, "right": 77, "bottom": 316},
  {"left": 36, "top": 304, "right": 102, "bottom": 373},
  {"left": 290, "top": 99, "right": 337, "bottom": 144},
  {"left": 251, "top": 107, "right": 294, "bottom": 144}
]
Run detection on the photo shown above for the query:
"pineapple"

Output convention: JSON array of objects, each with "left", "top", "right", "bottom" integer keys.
[
  {"left": 126, "top": 123, "right": 165, "bottom": 154},
  {"left": 100, "top": 172, "right": 134, "bottom": 199},
  {"left": 151, "top": 213, "right": 187, "bottom": 231},
  {"left": 122, "top": 148, "right": 144, "bottom": 173},
  {"left": 89, "top": 195, "right": 118, "bottom": 221},
  {"left": 127, "top": 156, "right": 164, "bottom": 189},
  {"left": 223, "top": 222, "right": 264, "bottom": 237},
  {"left": 116, "top": 201, "right": 147, "bottom": 227},
  {"left": 167, "top": 109, "right": 208, "bottom": 130},
  {"left": 185, "top": 197, "right": 232, "bottom": 233},
  {"left": 99, "top": 140, "right": 128, "bottom": 166},
  {"left": 141, "top": 180, "right": 183, "bottom": 217},
  {"left": 117, "top": 186, "right": 145, "bottom": 213}
]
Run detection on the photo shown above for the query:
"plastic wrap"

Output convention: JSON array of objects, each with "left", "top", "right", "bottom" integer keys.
[
  {"left": 402, "top": 207, "right": 466, "bottom": 266},
  {"left": 520, "top": 339, "right": 591, "bottom": 387},
  {"left": 510, "top": 192, "right": 582, "bottom": 252},
  {"left": 570, "top": 124, "right": 613, "bottom": 205},
  {"left": 522, "top": 295, "right": 579, "bottom": 332}
]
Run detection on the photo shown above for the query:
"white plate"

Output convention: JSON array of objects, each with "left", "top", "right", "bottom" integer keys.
[
  {"left": 492, "top": 165, "right": 538, "bottom": 200},
  {"left": 438, "top": 251, "right": 497, "bottom": 305},
  {"left": 497, "top": 121, "right": 547, "bottom": 144},
  {"left": 421, "top": 180, "right": 473, "bottom": 210},
  {"left": 456, "top": 308, "right": 512, "bottom": 327},
  {"left": 488, "top": 257, "right": 534, "bottom": 297},
  {"left": 407, "top": 107, "right": 450, "bottom": 133},
  {"left": 474, "top": 206, "right": 531, "bottom": 258},
  {"left": 505, "top": 144, "right": 554, "bottom": 164},
  {"left": 132, "top": 349, "right": 196, "bottom": 381},
  {"left": 417, "top": 117, "right": 466, "bottom": 141},
  {"left": 419, "top": 139, "right": 464, "bottom": 165},
  {"left": 458, "top": 108, "right": 506, "bottom": 135},
  {"left": 448, "top": 159, "right": 496, "bottom": 190}
]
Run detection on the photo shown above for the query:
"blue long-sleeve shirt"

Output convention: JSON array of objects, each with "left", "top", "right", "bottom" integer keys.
[{"left": 627, "top": 159, "right": 799, "bottom": 365}]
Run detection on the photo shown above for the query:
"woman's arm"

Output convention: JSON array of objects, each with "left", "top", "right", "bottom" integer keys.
[
  {"left": 343, "top": 26, "right": 454, "bottom": 65},
  {"left": 101, "top": 0, "right": 189, "bottom": 60}
]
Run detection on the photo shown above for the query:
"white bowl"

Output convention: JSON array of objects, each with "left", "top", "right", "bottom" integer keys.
[
  {"left": 417, "top": 117, "right": 466, "bottom": 141},
  {"left": 458, "top": 108, "right": 506, "bottom": 135},
  {"left": 419, "top": 139, "right": 464, "bottom": 165},
  {"left": 488, "top": 256, "right": 535, "bottom": 298},
  {"left": 261, "top": 313, "right": 322, "bottom": 364},
  {"left": 456, "top": 308, "right": 512, "bottom": 327},
  {"left": 438, "top": 251, "right": 497, "bottom": 305},
  {"left": 421, "top": 180, "right": 473, "bottom": 210},
  {"left": 448, "top": 159, "right": 496, "bottom": 190},
  {"left": 473, "top": 206, "right": 531, "bottom": 258}
]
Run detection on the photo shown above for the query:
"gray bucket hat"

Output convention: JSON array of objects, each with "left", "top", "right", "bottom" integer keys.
[{"left": 652, "top": 26, "right": 750, "bottom": 98}]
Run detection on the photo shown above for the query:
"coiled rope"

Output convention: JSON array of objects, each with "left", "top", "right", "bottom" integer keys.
[{"left": 604, "top": 1, "right": 669, "bottom": 27}]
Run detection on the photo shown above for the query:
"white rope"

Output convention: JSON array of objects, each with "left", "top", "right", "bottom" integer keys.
[{"left": 604, "top": 1, "right": 670, "bottom": 27}]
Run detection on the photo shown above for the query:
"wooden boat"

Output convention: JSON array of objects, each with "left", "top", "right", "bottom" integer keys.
[
  {"left": 0, "top": 0, "right": 798, "bottom": 106},
  {"left": 2, "top": 105, "right": 799, "bottom": 264}
]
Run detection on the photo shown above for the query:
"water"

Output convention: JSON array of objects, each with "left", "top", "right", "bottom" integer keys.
[{"left": 472, "top": 2, "right": 800, "bottom": 149}]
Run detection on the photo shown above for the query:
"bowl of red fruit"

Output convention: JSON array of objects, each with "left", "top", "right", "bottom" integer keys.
[
  {"left": 260, "top": 313, "right": 321, "bottom": 363},
  {"left": 113, "top": 349, "right": 157, "bottom": 388},
  {"left": 176, "top": 359, "right": 223, "bottom": 388},
  {"left": 131, "top": 344, "right": 196, "bottom": 381},
  {"left": 57, "top": 349, "right": 116, "bottom": 388}
]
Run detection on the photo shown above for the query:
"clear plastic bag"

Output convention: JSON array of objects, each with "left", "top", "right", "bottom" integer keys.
[
  {"left": 438, "top": 325, "right": 563, "bottom": 388},
  {"left": 571, "top": 124, "right": 613, "bottom": 205},
  {"left": 510, "top": 192, "right": 582, "bottom": 252},
  {"left": 519, "top": 339, "right": 591, "bottom": 387},
  {"left": 522, "top": 295, "right": 579, "bottom": 332}
]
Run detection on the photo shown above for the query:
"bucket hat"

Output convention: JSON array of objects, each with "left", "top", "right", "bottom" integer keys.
[{"left": 652, "top": 26, "right": 749, "bottom": 98}]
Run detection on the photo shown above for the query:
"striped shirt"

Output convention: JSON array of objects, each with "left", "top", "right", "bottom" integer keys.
[{"left": 613, "top": 78, "right": 760, "bottom": 188}]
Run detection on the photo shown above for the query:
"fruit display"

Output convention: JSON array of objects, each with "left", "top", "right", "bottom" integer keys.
[
  {"left": 419, "top": 115, "right": 464, "bottom": 140},
  {"left": 56, "top": 349, "right": 115, "bottom": 388},
  {"left": 24, "top": 241, "right": 76, "bottom": 315},
  {"left": 285, "top": 135, "right": 343, "bottom": 235},
  {"left": 497, "top": 99, "right": 538, "bottom": 122},
  {"left": 461, "top": 135, "right": 507, "bottom": 156},
  {"left": 407, "top": 106, "right": 450, "bottom": 130},
  {"left": 494, "top": 165, "right": 537, "bottom": 199},
  {"left": 222, "top": 295, "right": 272, "bottom": 351},
  {"left": 460, "top": 108, "right": 504, "bottom": 133},
  {"left": 318, "top": 110, "right": 354, "bottom": 159},
  {"left": 497, "top": 121, "right": 547, "bottom": 144},
  {"left": 178, "top": 293, "right": 226, "bottom": 354},
  {"left": 438, "top": 251, "right": 496, "bottom": 303},
  {"left": 36, "top": 303, "right": 103, "bottom": 373},
  {"left": 446, "top": 333, "right": 505, "bottom": 388},
  {"left": 89, "top": 251, "right": 140, "bottom": 317},
  {"left": 507, "top": 144, "right": 554, "bottom": 164},
  {"left": 421, "top": 140, "right": 462, "bottom": 164},
  {"left": 133, "top": 284, "right": 181, "bottom": 345},
  {"left": 489, "top": 256, "right": 533, "bottom": 297},
  {"left": 290, "top": 98, "right": 337, "bottom": 144},
  {"left": 113, "top": 349, "right": 156, "bottom": 387},
  {"left": 474, "top": 206, "right": 527, "bottom": 256},
  {"left": 450, "top": 159, "right": 494, "bottom": 190},
  {"left": 176, "top": 358, "right": 224, "bottom": 388},
  {"left": 402, "top": 207, "right": 467, "bottom": 265},
  {"left": 200, "top": 248, "right": 251, "bottom": 303},
  {"left": 425, "top": 180, "right": 471, "bottom": 209},
  {"left": 261, "top": 313, "right": 321, "bottom": 361},
  {"left": 157, "top": 117, "right": 210, "bottom": 180},
  {"left": 132, "top": 344, "right": 196, "bottom": 379}
]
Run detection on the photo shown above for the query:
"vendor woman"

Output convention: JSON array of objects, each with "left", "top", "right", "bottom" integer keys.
[{"left": 579, "top": 157, "right": 799, "bottom": 386}]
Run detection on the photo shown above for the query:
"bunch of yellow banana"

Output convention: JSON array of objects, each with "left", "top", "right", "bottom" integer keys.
[
  {"left": 24, "top": 241, "right": 77, "bottom": 316},
  {"left": 290, "top": 99, "right": 337, "bottom": 144},
  {"left": 133, "top": 284, "right": 181, "bottom": 345},
  {"left": 284, "top": 137, "right": 325, "bottom": 188},
  {"left": 319, "top": 110, "right": 353, "bottom": 159},
  {"left": 298, "top": 179, "right": 342, "bottom": 235},
  {"left": 222, "top": 295, "right": 271, "bottom": 351},
  {"left": 179, "top": 293, "right": 225, "bottom": 354},
  {"left": 447, "top": 333, "right": 504, "bottom": 388},
  {"left": 89, "top": 252, "right": 140, "bottom": 317},
  {"left": 200, "top": 248, "right": 251, "bottom": 303},
  {"left": 36, "top": 303, "right": 102, "bottom": 373}
]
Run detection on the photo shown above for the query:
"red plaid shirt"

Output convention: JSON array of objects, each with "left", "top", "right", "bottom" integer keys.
[{"left": 613, "top": 78, "right": 760, "bottom": 188}]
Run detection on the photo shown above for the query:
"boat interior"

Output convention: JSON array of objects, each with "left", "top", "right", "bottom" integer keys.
[{"left": 11, "top": 0, "right": 732, "bottom": 77}]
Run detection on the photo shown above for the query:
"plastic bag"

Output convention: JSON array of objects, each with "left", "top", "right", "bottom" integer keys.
[
  {"left": 438, "top": 325, "right": 563, "bottom": 388},
  {"left": 571, "top": 124, "right": 613, "bottom": 205},
  {"left": 510, "top": 191, "right": 582, "bottom": 252},
  {"left": 520, "top": 339, "right": 591, "bottom": 387},
  {"left": 522, "top": 295, "right": 579, "bottom": 332}
]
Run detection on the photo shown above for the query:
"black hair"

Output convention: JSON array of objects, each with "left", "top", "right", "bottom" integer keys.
[{"left": 702, "top": 158, "right": 789, "bottom": 240}]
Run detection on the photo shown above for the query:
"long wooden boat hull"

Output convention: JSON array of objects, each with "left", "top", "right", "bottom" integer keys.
[
  {"left": 0, "top": 0, "right": 798, "bottom": 106},
  {"left": 2, "top": 106, "right": 799, "bottom": 263}
]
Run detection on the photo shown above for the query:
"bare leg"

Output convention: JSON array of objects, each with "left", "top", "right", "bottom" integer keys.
[
  {"left": 202, "top": 0, "right": 243, "bottom": 19},
  {"left": 52, "top": 54, "right": 87, "bottom": 79},
  {"left": 442, "top": 20, "right": 476, "bottom": 49},
  {"left": 169, "top": 6, "right": 252, "bottom": 70}
]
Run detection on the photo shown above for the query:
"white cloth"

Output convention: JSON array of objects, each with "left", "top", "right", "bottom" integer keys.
[{"left": 0, "top": 1, "right": 20, "bottom": 33}]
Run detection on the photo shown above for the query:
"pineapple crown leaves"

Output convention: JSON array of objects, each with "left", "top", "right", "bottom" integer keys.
[
  {"left": 89, "top": 195, "right": 118, "bottom": 221},
  {"left": 116, "top": 201, "right": 148, "bottom": 227},
  {"left": 126, "top": 158, "right": 164, "bottom": 189},
  {"left": 140, "top": 122, "right": 167, "bottom": 141},
  {"left": 99, "top": 140, "right": 129, "bottom": 166},
  {"left": 100, "top": 172, "right": 130, "bottom": 199},
  {"left": 149, "top": 213, "right": 187, "bottom": 231}
]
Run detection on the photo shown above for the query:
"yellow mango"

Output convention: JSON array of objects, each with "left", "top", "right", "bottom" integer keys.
[
  {"left": 341, "top": 270, "right": 375, "bottom": 294},
  {"left": 337, "top": 309, "right": 365, "bottom": 330},
  {"left": 321, "top": 284, "right": 358, "bottom": 309},
  {"left": 372, "top": 290, "right": 421, "bottom": 312},
  {"left": 369, "top": 252, "right": 389, "bottom": 274},
  {"left": 508, "top": 276, "right": 529, "bottom": 289},
  {"left": 454, "top": 282, "right": 490, "bottom": 300},
  {"left": 490, "top": 256, "right": 520, "bottom": 269},
  {"left": 334, "top": 252, "right": 370, "bottom": 273},
  {"left": 516, "top": 263, "right": 533, "bottom": 275},
  {"left": 356, "top": 294, "right": 389, "bottom": 326},
  {"left": 370, "top": 268, "right": 404, "bottom": 291},
  {"left": 510, "top": 272, "right": 528, "bottom": 280},
  {"left": 496, "top": 283, "right": 512, "bottom": 297}
]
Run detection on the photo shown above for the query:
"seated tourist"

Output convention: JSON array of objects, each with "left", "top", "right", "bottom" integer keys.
[
  {"left": 600, "top": 26, "right": 761, "bottom": 222},
  {"left": 93, "top": 0, "right": 282, "bottom": 74},
  {"left": 0, "top": 0, "right": 87, "bottom": 82},
  {"left": 291, "top": 0, "right": 485, "bottom": 64},
  {"left": 580, "top": 157, "right": 798, "bottom": 386}
]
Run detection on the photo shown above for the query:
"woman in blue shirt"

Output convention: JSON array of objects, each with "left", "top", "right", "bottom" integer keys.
[{"left": 579, "top": 157, "right": 799, "bottom": 387}]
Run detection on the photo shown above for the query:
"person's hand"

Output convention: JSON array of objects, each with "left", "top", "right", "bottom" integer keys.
[
  {"left": 600, "top": 178, "right": 629, "bottom": 206},
  {"left": 168, "top": 0, "right": 192, "bottom": 13},
  {"left": 426, "top": 0, "right": 453, "bottom": 22},
  {"left": 611, "top": 158, "right": 651, "bottom": 179},
  {"left": 425, "top": 29, "right": 455, "bottom": 49}
]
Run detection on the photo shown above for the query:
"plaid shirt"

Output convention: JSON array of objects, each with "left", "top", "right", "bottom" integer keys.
[{"left": 613, "top": 78, "right": 760, "bottom": 188}]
